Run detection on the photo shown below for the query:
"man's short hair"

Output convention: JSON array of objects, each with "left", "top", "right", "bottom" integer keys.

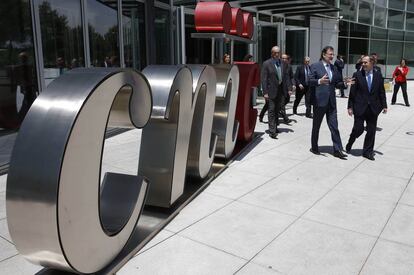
[{"left": 364, "top": 55, "right": 375, "bottom": 63}]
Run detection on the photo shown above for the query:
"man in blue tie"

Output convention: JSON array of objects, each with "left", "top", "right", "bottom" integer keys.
[
  {"left": 308, "top": 46, "right": 353, "bottom": 159},
  {"left": 346, "top": 55, "right": 388, "bottom": 160}
]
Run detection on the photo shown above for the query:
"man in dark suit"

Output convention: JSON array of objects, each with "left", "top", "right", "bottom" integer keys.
[
  {"left": 261, "top": 46, "right": 292, "bottom": 139},
  {"left": 346, "top": 55, "right": 388, "bottom": 161},
  {"left": 308, "top": 46, "right": 353, "bottom": 159},
  {"left": 279, "top": 54, "right": 294, "bottom": 124},
  {"left": 334, "top": 55, "right": 346, "bottom": 97},
  {"left": 294, "top": 56, "right": 312, "bottom": 118},
  {"left": 370, "top": 52, "right": 382, "bottom": 74}
]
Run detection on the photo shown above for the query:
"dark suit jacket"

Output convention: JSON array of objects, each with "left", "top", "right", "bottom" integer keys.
[
  {"left": 348, "top": 69, "right": 387, "bottom": 117},
  {"left": 308, "top": 61, "right": 346, "bottom": 108},
  {"left": 334, "top": 59, "right": 344, "bottom": 75},
  {"left": 295, "top": 64, "right": 311, "bottom": 87},
  {"left": 261, "top": 58, "right": 292, "bottom": 99}
]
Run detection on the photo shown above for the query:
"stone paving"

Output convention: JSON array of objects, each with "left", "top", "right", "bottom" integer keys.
[{"left": 0, "top": 82, "right": 413, "bottom": 274}]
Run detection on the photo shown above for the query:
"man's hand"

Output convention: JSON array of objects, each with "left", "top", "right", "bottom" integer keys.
[
  {"left": 299, "top": 84, "right": 304, "bottom": 90},
  {"left": 382, "top": 108, "right": 387, "bottom": 114},
  {"left": 347, "top": 108, "right": 353, "bottom": 116},
  {"left": 264, "top": 93, "right": 269, "bottom": 100},
  {"left": 345, "top": 77, "right": 356, "bottom": 86},
  {"left": 288, "top": 91, "right": 293, "bottom": 96},
  {"left": 319, "top": 74, "right": 330, "bottom": 85}
]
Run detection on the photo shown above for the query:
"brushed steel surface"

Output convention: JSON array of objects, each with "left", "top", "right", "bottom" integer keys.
[
  {"left": 212, "top": 64, "right": 240, "bottom": 158},
  {"left": 138, "top": 65, "right": 194, "bottom": 208},
  {"left": 6, "top": 68, "right": 152, "bottom": 274},
  {"left": 186, "top": 65, "right": 218, "bottom": 179}
]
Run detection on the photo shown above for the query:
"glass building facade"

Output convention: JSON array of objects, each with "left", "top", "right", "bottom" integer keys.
[
  {"left": 339, "top": 0, "right": 414, "bottom": 78},
  {"left": 0, "top": 0, "right": 410, "bottom": 170}
]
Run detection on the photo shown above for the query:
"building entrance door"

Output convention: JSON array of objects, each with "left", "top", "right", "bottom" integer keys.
[{"left": 285, "top": 27, "right": 308, "bottom": 66}]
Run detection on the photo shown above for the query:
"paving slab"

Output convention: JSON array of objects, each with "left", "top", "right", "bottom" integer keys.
[
  {"left": 252, "top": 219, "right": 376, "bottom": 275},
  {"left": 179, "top": 201, "right": 296, "bottom": 259},
  {"left": 118, "top": 235, "right": 246, "bottom": 275},
  {"left": 360, "top": 239, "right": 414, "bottom": 275},
  {"left": 381, "top": 203, "right": 414, "bottom": 246}
]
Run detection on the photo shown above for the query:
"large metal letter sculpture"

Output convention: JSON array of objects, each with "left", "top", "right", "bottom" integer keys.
[
  {"left": 6, "top": 68, "right": 152, "bottom": 274},
  {"left": 234, "top": 62, "right": 260, "bottom": 142},
  {"left": 187, "top": 65, "right": 218, "bottom": 179},
  {"left": 138, "top": 66, "right": 194, "bottom": 207},
  {"left": 213, "top": 64, "right": 240, "bottom": 158}
]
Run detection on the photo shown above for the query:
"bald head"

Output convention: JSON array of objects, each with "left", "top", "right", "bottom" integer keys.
[
  {"left": 304, "top": 56, "right": 310, "bottom": 65},
  {"left": 271, "top": 46, "right": 280, "bottom": 59}
]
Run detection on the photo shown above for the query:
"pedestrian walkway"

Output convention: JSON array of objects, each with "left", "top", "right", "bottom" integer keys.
[{"left": 0, "top": 82, "right": 413, "bottom": 274}]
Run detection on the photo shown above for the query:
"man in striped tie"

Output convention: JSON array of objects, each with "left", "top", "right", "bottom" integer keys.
[{"left": 346, "top": 55, "right": 388, "bottom": 161}]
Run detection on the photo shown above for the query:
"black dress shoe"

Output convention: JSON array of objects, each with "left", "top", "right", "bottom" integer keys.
[
  {"left": 269, "top": 133, "right": 278, "bottom": 139},
  {"left": 306, "top": 114, "right": 313, "bottom": 119},
  {"left": 391, "top": 102, "right": 395, "bottom": 105},
  {"left": 309, "top": 148, "right": 320, "bottom": 155},
  {"left": 363, "top": 153, "right": 375, "bottom": 161},
  {"left": 333, "top": 150, "right": 347, "bottom": 159},
  {"left": 407, "top": 104, "right": 411, "bottom": 107},
  {"left": 284, "top": 119, "right": 292, "bottom": 124},
  {"left": 259, "top": 117, "right": 263, "bottom": 122}
]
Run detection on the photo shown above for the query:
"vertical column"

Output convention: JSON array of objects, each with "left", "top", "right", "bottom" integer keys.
[{"left": 118, "top": 0, "right": 125, "bottom": 68}]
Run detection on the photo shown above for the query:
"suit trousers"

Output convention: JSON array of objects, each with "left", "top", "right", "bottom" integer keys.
[
  {"left": 259, "top": 100, "right": 268, "bottom": 121},
  {"left": 392, "top": 82, "right": 409, "bottom": 106},
  {"left": 312, "top": 104, "right": 343, "bottom": 152},
  {"left": 268, "top": 92, "right": 283, "bottom": 134},
  {"left": 293, "top": 86, "right": 311, "bottom": 115},
  {"left": 348, "top": 107, "right": 378, "bottom": 155}
]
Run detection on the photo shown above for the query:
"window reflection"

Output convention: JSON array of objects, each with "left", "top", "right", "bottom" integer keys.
[
  {"left": 340, "top": 0, "right": 358, "bottom": 21},
  {"left": 374, "top": 5, "right": 387, "bottom": 28},
  {"left": 154, "top": 8, "right": 171, "bottom": 65},
  {"left": 358, "top": 1, "right": 373, "bottom": 25},
  {"left": 87, "top": 0, "right": 119, "bottom": 67},
  {"left": 388, "top": 10, "right": 405, "bottom": 30},
  {"left": 37, "top": 0, "right": 84, "bottom": 86},
  {"left": 0, "top": 0, "right": 37, "bottom": 129},
  {"left": 122, "top": 1, "right": 146, "bottom": 70}
]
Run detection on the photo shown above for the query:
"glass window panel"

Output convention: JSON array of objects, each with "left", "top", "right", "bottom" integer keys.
[
  {"left": 375, "top": 0, "right": 387, "bottom": 7},
  {"left": 338, "top": 37, "right": 349, "bottom": 63},
  {"left": 407, "top": 13, "right": 414, "bottom": 31},
  {"left": 389, "top": 0, "right": 406, "bottom": 10},
  {"left": 285, "top": 29, "right": 306, "bottom": 65},
  {"left": 404, "top": 42, "right": 414, "bottom": 78},
  {"left": 374, "top": 5, "right": 387, "bottom": 27},
  {"left": 350, "top": 22, "right": 370, "bottom": 38},
  {"left": 37, "top": 0, "right": 84, "bottom": 86},
  {"left": 349, "top": 39, "right": 369, "bottom": 63},
  {"left": 259, "top": 25, "right": 278, "bottom": 65},
  {"left": 359, "top": 1, "right": 373, "bottom": 24},
  {"left": 387, "top": 41, "right": 404, "bottom": 77},
  {"left": 185, "top": 13, "right": 211, "bottom": 64},
  {"left": 388, "top": 10, "right": 405, "bottom": 29},
  {"left": 389, "top": 30, "right": 405, "bottom": 40},
  {"left": 339, "top": 20, "right": 349, "bottom": 37},
  {"left": 122, "top": 1, "right": 146, "bottom": 70},
  {"left": 0, "top": 0, "right": 38, "bottom": 131},
  {"left": 406, "top": 31, "right": 414, "bottom": 41},
  {"left": 87, "top": 0, "right": 119, "bottom": 67},
  {"left": 340, "top": 0, "right": 358, "bottom": 21},
  {"left": 369, "top": 40, "right": 387, "bottom": 64},
  {"left": 408, "top": 0, "right": 414, "bottom": 12},
  {"left": 371, "top": 26, "right": 388, "bottom": 39},
  {"left": 155, "top": 7, "right": 171, "bottom": 64},
  {"left": 259, "top": 14, "right": 271, "bottom": 22}
]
